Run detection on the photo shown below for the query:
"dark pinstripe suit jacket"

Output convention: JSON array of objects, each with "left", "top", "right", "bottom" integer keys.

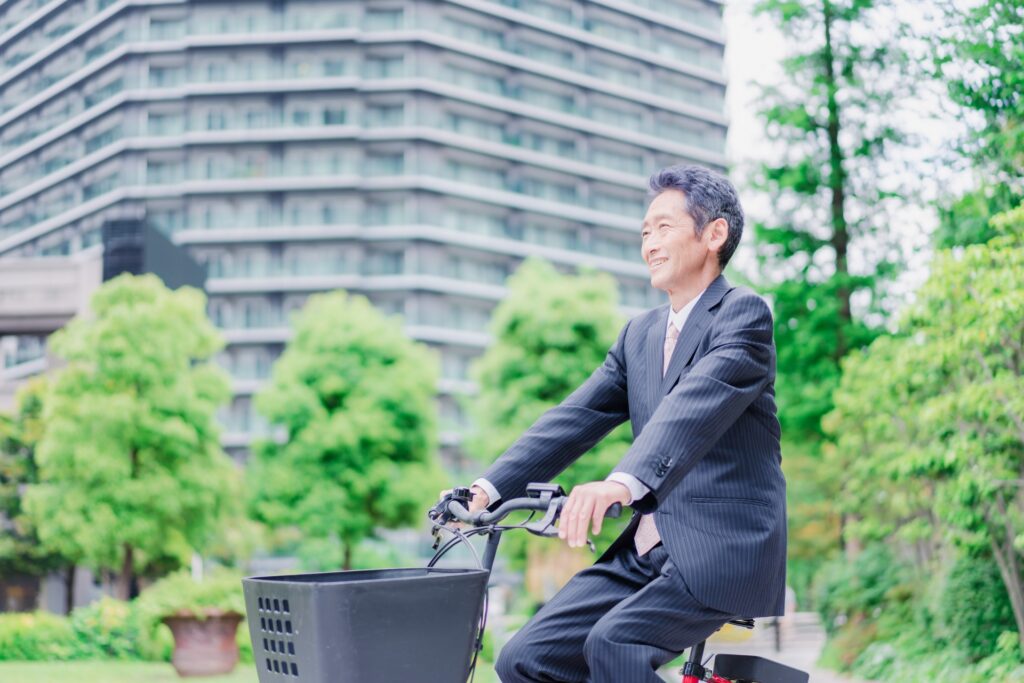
[{"left": 483, "top": 274, "right": 787, "bottom": 617}]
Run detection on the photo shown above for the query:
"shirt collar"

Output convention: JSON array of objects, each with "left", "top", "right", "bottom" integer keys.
[{"left": 667, "top": 287, "right": 707, "bottom": 335}]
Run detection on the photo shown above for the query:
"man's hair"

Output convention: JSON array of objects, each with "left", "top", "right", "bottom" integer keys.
[{"left": 648, "top": 164, "right": 744, "bottom": 269}]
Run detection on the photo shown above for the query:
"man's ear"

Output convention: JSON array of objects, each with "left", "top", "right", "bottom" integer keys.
[{"left": 705, "top": 218, "right": 729, "bottom": 254}]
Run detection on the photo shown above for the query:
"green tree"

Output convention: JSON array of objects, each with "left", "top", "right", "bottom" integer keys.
[
  {"left": 467, "top": 259, "right": 632, "bottom": 580},
  {"left": 23, "top": 274, "right": 236, "bottom": 600},
  {"left": 828, "top": 204, "right": 1024, "bottom": 651},
  {"left": 750, "top": 0, "right": 915, "bottom": 598},
  {"left": 933, "top": 1, "right": 1024, "bottom": 247},
  {"left": 0, "top": 378, "right": 76, "bottom": 609},
  {"left": 468, "top": 259, "right": 630, "bottom": 492},
  {"left": 248, "top": 291, "right": 442, "bottom": 570},
  {"left": 752, "top": 0, "right": 909, "bottom": 442}
]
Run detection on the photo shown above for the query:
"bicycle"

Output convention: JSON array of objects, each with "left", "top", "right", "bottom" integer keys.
[{"left": 242, "top": 482, "right": 809, "bottom": 683}]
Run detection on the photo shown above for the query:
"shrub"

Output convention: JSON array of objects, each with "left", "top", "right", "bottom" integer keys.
[
  {"left": 135, "top": 570, "right": 246, "bottom": 621},
  {"left": 813, "top": 543, "right": 908, "bottom": 635},
  {"left": 937, "top": 553, "right": 1017, "bottom": 661},
  {"left": 0, "top": 611, "right": 80, "bottom": 661},
  {"left": 68, "top": 597, "right": 145, "bottom": 659}
]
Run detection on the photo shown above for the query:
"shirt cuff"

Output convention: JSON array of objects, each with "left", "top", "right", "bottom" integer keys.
[
  {"left": 606, "top": 472, "right": 650, "bottom": 505},
  {"left": 471, "top": 478, "right": 501, "bottom": 506}
]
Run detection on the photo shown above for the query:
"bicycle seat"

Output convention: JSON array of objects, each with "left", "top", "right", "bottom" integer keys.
[{"left": 713, "top": 654, "right": 809, "bottom": 683}]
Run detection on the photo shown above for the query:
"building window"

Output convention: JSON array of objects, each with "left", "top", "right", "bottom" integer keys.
[
  {"left": 365, "top": 152, "right": 403, "bottom": 176},
  {"left": 364, "top": 201, "right": 406, "bottom": 225},
  {"left": 323, "top": 59, "right": 347, "bottom": 76},
  {"left": 521, "top": 131, "right": 577, "bottom": 158},
  {"left": 365, "top": 104, "right": 404, "bottom": 127},
  {"left": 363, "top": 250, "right": 404, "bottom": 275},
  {"left": 149, "top": 18, "right": 185, "bottom": 39},
  {"left": 518, "top": 85, "right": 575, "bottom": 113},
  {"left": 207, "top": 111, "right": 227, "bottom": 130},
  {"left": 148, "top": 65, "right": 183, "bottom": 88},
  {"left": 82, "top": 173, "right": 118, "bottom": 200},
  {"left": 84, "top": 125, "right": 122, "bottom": 153},
  {"left": 322, "top": 107, "right": 347, "bottom": 125},
  {"left": 445, "top": 113, "right": 504, "bottom": 142},
  {"left": 441, "top": 18, "right": 504, "bottom": 50},
  {"left": 364, "top": 56, "right": 404, "bottom": 78},
  {"left": 364, "top": 9, "right": 404, "bottom": 30}
]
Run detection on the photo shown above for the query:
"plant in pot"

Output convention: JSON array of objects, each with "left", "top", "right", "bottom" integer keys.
[{"left": 136, "top": 570, "right": 246, "bottom": 677}]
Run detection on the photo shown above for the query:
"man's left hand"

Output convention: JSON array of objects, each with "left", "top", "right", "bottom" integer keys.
[{"left": 558, "top": 481, "right": 631, "bottom": 548}]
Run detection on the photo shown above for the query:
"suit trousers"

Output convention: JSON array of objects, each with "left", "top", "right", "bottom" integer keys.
[{"left": 494, "top": 542, "right": 733, "bottom": 683}]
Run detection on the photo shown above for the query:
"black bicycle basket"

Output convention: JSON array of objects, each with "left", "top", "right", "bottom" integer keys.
[{"left": 243, "top": 567, "right": 488, "bottom": 683}]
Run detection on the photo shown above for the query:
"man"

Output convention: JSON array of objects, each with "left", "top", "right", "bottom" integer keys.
[{"left": 467, "top": 164, "right": 787, "bottom": 683}]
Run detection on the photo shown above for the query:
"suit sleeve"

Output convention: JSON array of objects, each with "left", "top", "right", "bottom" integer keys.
[
  {"left": 613, "top": 292, "right": 774, "bottom": 511},
  {"left": 480, "top": 319, "right": 633, "bottom": 501}
]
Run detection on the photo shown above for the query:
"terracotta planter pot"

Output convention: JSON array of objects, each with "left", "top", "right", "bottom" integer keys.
[{"left": 163, "top": 609, "right": 243, "bottom": 677}]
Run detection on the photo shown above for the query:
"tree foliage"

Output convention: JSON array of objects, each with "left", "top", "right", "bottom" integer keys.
[
  {"left": 752, "top": 0, "right": 910, "bottom": 442},
  {"left": 468, "top": 259, "right": 631, "bottom": 490},
  {"left": 827, "top": 205, "right": 1024, "bottom": 652},
  {"left": 0, "top": 378, "right": 67, "bottom": 578},
  {"left": 751, "top": 0, "right": 916, "bottom": 603},
  {"left": 933, "top": 0, "right": 1024, "bottom": 247},
  {"left": 248, "top": 291, "right": 443, "bottom": 570},
  {"left": 23, "top": 274, "right": 236, "bottom": 600},
  {"left": 466, "top": 259, "right": 632, "bottom": 571}
]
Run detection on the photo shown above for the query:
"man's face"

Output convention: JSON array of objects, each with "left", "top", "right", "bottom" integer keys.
[{"left": 641, "top": 189, "right": 709, "bottom": 292}]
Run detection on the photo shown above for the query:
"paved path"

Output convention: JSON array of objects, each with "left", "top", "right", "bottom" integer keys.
[{"left": 657, "top": 613, "right": 875, "bottom": 683}]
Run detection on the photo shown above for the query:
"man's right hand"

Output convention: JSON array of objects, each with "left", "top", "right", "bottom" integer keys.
[{"left": 468, "top": 485, "right": 490, "bottom": 515}]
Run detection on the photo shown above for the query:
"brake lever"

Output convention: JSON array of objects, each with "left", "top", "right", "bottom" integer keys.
[
  {"left": 523, "top": 490, "right": 562, "bottom": 535},
  {"left": 428, "top": 487, "right": 473, "bottom": 549}
]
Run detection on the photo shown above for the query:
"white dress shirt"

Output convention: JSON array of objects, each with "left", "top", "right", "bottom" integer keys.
[{"left": 474, "top": 288, "right": 706, "bottom": 506}]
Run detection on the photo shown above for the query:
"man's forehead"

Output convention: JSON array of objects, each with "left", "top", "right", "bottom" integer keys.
[
  {"left": 642, "top": 194, "right": 691, "bottom": 226},
  {"left": 642, "top": 210, "right": 677, "bottom": 226}
]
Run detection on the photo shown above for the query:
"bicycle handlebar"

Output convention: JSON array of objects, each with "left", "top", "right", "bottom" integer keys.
[
  {"left": 445, "top": 497, "right": 556, "bottom": 526},
  {"left": 427, "top": 485, "right": 625, "bottom": 571},
  {"left": 442, "top": 494, "right": 622, "bottom": 529}
]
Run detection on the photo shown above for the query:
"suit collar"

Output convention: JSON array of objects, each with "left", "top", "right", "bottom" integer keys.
[{"left": 694, "top": 273, "right": 731, "bottom": 312}]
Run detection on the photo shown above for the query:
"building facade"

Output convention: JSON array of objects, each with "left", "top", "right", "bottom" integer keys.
[{"left": 0, "top": 0, "right": 728, "bottom": 471}]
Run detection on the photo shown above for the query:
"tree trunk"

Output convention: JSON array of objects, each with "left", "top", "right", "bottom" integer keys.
[
  {"left": 822, "top": 0, "right": 857, "bottom": 557},
  {"left": 989, "top": 536, "right": 1024, "bottom": 654},
  {"left": 342, "top": 542, "right": 352, "bottom": 571},
  {"left": 822, "top": 0, "right": 852, "bottom": 362},
  {"left": 63, "top": 565, "right": 76, "bottom": 614},
  {"left": 989, "top": 496, "right": 1024, "bottom": 654},
  {"left": 115, "top": 543, "right": 134, "bottom": 601},
  {"left": 113, "top": 448, "right": 140, "bottom": 601}
]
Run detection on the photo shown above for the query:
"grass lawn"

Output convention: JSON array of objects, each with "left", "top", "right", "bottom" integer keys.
[
  {"left": 0, "top": 661, "right": 259, "bottom": 683},
  {"left": 0, "top": 661, "right": 500, "bottom": 682}
]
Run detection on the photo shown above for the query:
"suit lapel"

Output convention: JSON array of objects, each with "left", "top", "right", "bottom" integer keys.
[
  {"left": 659, "top": 274, "right": 733, "bottom": 395},
  {"left": 645, "top": 307, "right": 669, "bottom": 413}
]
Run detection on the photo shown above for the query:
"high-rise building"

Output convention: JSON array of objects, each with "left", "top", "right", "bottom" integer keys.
[{"left": 1, "top": 0, "right": 728, "bottom": 471}]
